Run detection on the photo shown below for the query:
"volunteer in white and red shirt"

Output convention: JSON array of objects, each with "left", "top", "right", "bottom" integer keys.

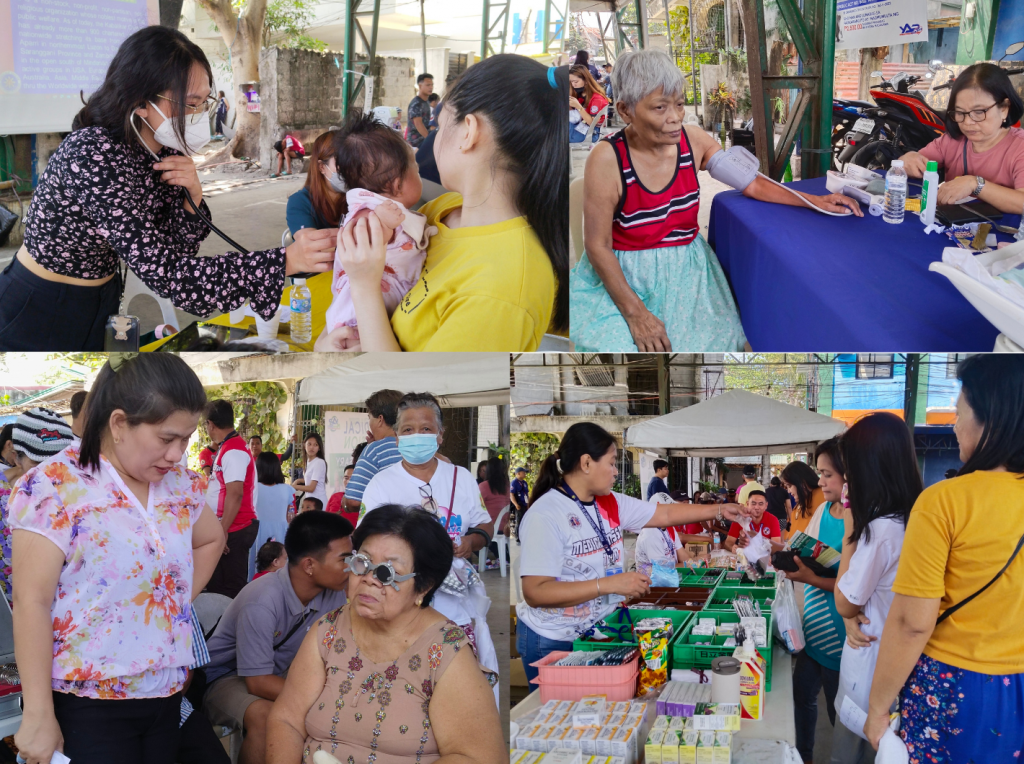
[
  {"left": 358, "top": 392, "right": 500, "bottom": 705},
  {"left": 634, "top": 492, "right": 688, "bottom": 576},
  {"left": 204, "top": 399, "right": 259, "bottom": 598},
  {"left": 516, "top": 422, "right": 749, "bottom": 685},
  {"left": 723, "top": 490, "right": 782, "bottom": 553}
]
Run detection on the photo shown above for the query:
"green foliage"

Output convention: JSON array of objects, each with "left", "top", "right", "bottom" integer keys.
[
  {"left": 763, "top": 0, "right": 793, "bottom": 45},
  {"left": 222, "top": 0, "right": 328, "bottom": 52},
  {"left": 613, "top": 473, "right": 641, "bottom": 499},
  {"left": 718, "top": 47, "right": 747, "bottom": 71},
  {"left": 39, "top": 354, "right": 109, "bottom": 385},
  {"left": 510, "top": 432, "right": 560, "bottom": 489},
  {"left": 189, "top": 381, "right": 289, "bottom": 462},
  {"left": 723, "top": 354, "right": 813, "bottom": 409},
  {"left": 668, "top": 6, "right": 718, "bottom": 105}
]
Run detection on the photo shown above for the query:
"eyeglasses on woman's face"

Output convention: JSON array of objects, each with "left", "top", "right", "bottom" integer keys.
[
  {"left": 345, "top": 552, "right": 417, "bottom": 591},
  {"left": 951, "top": 102, "right": 999, "bottom": 123},
  {"left": 419, "top": 483, "right": 438, "bottom": 516},
  {"left": 157, "top": 94, "right": 218, "bottom": 117}
]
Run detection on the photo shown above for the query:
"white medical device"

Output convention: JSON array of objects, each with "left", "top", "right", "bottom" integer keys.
[{"left": 705, "top": 145, "right": 854, "bottom": 217}]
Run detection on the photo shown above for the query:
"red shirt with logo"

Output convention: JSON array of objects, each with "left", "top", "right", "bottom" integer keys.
[{"left": 727, "top": 512, "right": 782, "bottom": 539}]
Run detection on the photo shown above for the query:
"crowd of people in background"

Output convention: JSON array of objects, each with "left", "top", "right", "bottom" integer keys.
[
  {"left": 0, "top": 362, "right": 505, "bottom": 764},
  {"left": 513, "top": 354, "right": 1024, "bottom": 764}
]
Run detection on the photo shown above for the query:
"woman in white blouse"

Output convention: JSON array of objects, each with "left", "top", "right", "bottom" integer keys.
[{"left": 292, "top": 432, "right": 328, "bottom": 508}]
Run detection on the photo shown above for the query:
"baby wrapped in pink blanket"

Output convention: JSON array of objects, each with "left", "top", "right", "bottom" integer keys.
[{"left": 325, "top": 187, "right": 437, "bottom": 333}]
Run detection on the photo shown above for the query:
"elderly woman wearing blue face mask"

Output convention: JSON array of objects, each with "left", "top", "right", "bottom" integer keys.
[
  {"left": 0, "top": 25, "right": 337, "bottom": 352},
  {"left": 357, "top": 392, "right": 499, "bottom": 705}
]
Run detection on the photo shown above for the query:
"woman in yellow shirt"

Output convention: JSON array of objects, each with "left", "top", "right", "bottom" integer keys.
[
  {"left": 780, "top": 460, "right": 824, "bottom": 541},
  {"left": 864, "top": 355, "right": 1024, "bottom": 760},
  {"left": 316, "top": 55, "right": 567, "bottom": 352}
]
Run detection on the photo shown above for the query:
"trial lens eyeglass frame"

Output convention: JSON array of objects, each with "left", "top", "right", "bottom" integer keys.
[{"left": 345, "top": 552, "right": 417, "bottom": 591}]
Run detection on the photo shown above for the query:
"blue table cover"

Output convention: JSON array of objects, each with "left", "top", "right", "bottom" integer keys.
[{"left": 708, "top": 176, "right": 1018, "bottom": 351}]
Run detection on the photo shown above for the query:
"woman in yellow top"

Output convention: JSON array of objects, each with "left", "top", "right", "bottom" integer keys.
[
  {"left": 780, "top": 460, "right": 824, "bottom": 541},
  {"left": 315, "top": 55, "right": 568, "bottom": 352},
  {"left": 864, "top": 355, "right": 1024, "bottom": 760}
]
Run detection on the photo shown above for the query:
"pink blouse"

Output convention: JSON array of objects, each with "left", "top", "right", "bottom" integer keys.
[{"left": 7, "top": 446, "right": 206, "bottom": 699}]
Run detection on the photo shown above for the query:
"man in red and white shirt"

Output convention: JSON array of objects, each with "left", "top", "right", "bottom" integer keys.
[
  {"left": 204, "top": 399, "right": 259, "bottom": 598},
  {"left": 725, "top": 490, "right": 782, "bottom": 552}
]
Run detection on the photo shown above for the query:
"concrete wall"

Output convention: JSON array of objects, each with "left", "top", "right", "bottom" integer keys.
[
  {"left": 258, "top": 47, "right": 345, "bottom": 170},
  {"left": 257, "top": 48, "right": 417, "bottom": 169}
]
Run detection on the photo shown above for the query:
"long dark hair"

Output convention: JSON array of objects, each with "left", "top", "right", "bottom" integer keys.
[
  {"left": 530, "top": 422, "right": 616, "bottom": 505},
  {"left": 72, "top": 26, "right": 213, "bottom": 151},
  {"left": 956, "top": 355, "right": 1024, "bottom": 476},
  {"left": 780, "top": 460, "right": 820, "bottom": 518},
  {"left": 840, "top": 412, "right": 922, "bottom": 544},
  {"left": 79, "top": 355, "right": 208, "bottom": 472},
  {"left": 570, "top": 64, "right": 605, "bottom": 107},
  {"left": 305, "top": 130, "right": 345, "bottom": 226},
  {"left": 303, "top": 432, "right": 328, "bottom": 482},
  {"left": 442, "top": 55, "right": 569, "bottom": 332},
  {"left": 485, "top": 456, "right": 510, "bottom": 496},
  {"left": 945, "top": 63, "right": 1024, "bottom": 139}
]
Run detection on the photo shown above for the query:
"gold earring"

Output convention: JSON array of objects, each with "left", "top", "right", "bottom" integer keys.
[{"left": 416, "top": 598, "right": 423, "bottom": 607}]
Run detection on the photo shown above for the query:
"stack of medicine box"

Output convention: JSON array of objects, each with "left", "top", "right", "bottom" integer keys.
[
  {"left": 512, "top": 696, "right": 648, "bottom": 764},
  {"left": 645, "top": 705, "right": 740, "bottom": 764}
]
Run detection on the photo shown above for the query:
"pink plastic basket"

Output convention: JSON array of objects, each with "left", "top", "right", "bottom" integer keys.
[
  {"left": 529, "top": 650, "right": 639, "bottom": 687},
  {"left": 532, "top": 672, "right": 639, "bottom": 703}
]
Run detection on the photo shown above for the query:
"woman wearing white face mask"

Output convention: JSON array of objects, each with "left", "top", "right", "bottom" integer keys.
[
  {"left": 285, "top": 130, "right": 346, "bottom": 237},
  {"left": 357, "top": 392, "right": 500, "bottom": 706},
  {"left": 0, "top": 26, "right": 337, "bottom": 351}
]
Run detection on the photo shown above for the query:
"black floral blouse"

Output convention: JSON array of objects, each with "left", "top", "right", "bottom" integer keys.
[{"left": 22, "top": 127, "right": 287, "bottom": 319}]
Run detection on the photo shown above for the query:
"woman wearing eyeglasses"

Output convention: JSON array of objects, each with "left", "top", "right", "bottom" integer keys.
[
  {"left": 900, "top": 63, "right": 1024, "bottom": 213},
  {"left": 267, "top": 505, "right": 504, "bottom": 764},
  {"left": 357, "top": 392, "right": 500, "bottom": 705},
  {"left": 0, "top": 25, "right": 337, "bottom": 351}
]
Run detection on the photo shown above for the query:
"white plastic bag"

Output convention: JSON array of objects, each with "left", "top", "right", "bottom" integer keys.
[{"left": 772, "top": 578, "right": 805, "bottom": 653}]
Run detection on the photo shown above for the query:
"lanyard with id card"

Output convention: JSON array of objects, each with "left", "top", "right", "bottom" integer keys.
[{"left": 560, "top": 481, "right": 624, "bottom": 606}]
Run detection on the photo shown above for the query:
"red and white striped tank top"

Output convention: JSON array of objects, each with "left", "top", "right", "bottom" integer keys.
[{"left": 607, "top": 128, "right": 701, "bottom": 251}]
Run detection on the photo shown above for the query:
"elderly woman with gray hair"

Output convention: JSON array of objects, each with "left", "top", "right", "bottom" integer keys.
[
  {"left": 357, "top": 392, "right": 500, "bottom": 704},
  {"left": 570, "top": 49, "right": 862, "bottom": 352}
]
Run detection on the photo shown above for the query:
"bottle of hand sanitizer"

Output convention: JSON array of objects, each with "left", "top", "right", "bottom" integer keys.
[{"left": 920, "top": 161, "right": 939, "bottom": 227}]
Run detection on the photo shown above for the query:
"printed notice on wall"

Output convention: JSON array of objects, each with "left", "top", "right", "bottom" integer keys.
[{"left": 835, "top": 0, "right": 929, "bottom": 50}]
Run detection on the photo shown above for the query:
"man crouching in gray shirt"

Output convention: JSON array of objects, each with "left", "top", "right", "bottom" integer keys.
[{"left": 202, "top": 511, "right": 354, "bottom": 764}]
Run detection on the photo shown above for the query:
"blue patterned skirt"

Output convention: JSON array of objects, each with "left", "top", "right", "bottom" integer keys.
[{"left": 569, "top": 236, "right": 747, "bottom": 352}]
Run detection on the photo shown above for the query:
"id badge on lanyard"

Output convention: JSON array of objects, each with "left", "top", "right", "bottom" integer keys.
[{"left": 561, "top": 481, "right": 624, "bottom": 607}]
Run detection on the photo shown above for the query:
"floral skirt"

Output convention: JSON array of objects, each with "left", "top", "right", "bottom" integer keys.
[
  {"left": 899, "top": 653, "right": 1024, "bottom": 763},
  {"left": 569, "top": 238, "right": 747, "bottom": 352}
]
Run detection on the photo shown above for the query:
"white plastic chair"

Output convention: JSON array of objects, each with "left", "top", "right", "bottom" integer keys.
[
  {"left": 512, "top": 555, "right": 522, "bottom": 603},
  {"left": 122, "top": 264, "right": 178, "bottom": 328},
  {"left": 478, "top": 506, "right": 510, "bottom": 577},
  {"left": 570, "top": 105, "right": 610, "bottom": 180}
]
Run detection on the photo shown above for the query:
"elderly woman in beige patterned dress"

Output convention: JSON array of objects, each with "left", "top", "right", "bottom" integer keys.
[{"left": 267, "top": 505, "right": 504, "bottom": 764}]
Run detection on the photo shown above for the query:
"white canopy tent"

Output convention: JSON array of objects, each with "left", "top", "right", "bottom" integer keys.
[
  {"left": 296, "top": 353, "right": 510, "bottom": 408},
  {"left": 624, "top": 389, "right": 847, "bottom": 456}
]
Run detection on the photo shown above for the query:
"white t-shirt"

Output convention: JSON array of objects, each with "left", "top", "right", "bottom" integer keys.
[
  {"left": 516, "top": 488, "right": 656, "bottom": 642},
  {"left": 206, "top": 449, "right": 256, "bottom": 512},
  {"left": 360, "top": 460, "right": 492, "bottom": 626},
  {"left": 634, "top": 526, "right": 679, "bottom": 576},
  {"left": 835, "top": 516, "right": 906, "bottom": 732},
  {"left": 302, "top": 457, "right": 328, "bottom": 507}
]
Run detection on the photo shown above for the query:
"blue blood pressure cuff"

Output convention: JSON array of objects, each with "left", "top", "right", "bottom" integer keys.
[{"left": 705, "top": 145, "right": 759, "bottom": 191}]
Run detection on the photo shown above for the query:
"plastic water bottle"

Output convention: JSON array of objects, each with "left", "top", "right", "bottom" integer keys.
[
  {"left": 920, "top": 160, "right": 939, "bottom": 227},
  {"left": 290, "top": 278, "right": 312, "bottom": 344},
  {"left": 883, "top": 160, "right": 908, "bottom": 224}
]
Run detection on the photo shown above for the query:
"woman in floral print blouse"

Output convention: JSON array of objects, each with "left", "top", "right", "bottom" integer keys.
[
  {"left": 9, "top": 355, "right": 226, "bottom": 764},
  {"left": 267, "top": 505, "right": 504, "bottom": 764},
  {"left": 0, "top": 26, "right": 337, "bottom": 351}
]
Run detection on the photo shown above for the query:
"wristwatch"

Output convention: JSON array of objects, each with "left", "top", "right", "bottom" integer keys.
[
  {"left": 716, "top": 507, "right": 724, "bottom": 524},
  {"left": 971, "top": 175, "right": 986, "bottom": 198}
]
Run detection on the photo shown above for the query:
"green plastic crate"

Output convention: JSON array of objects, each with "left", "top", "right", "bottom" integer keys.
[
  {"left": 572, "top": 608, "right": 694, "bottom": 662},
  {"left": 703, "top": 585, "right": 776, "bottom": 613},
  {"left": 718, "top": 570, "right": 779, "bottom": 588},
  {"left": 674, "top": 568, "right": 726, "bottom": 588},
  {"left": 669, "top": 611, "right": 774, "bottom": 691}
]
